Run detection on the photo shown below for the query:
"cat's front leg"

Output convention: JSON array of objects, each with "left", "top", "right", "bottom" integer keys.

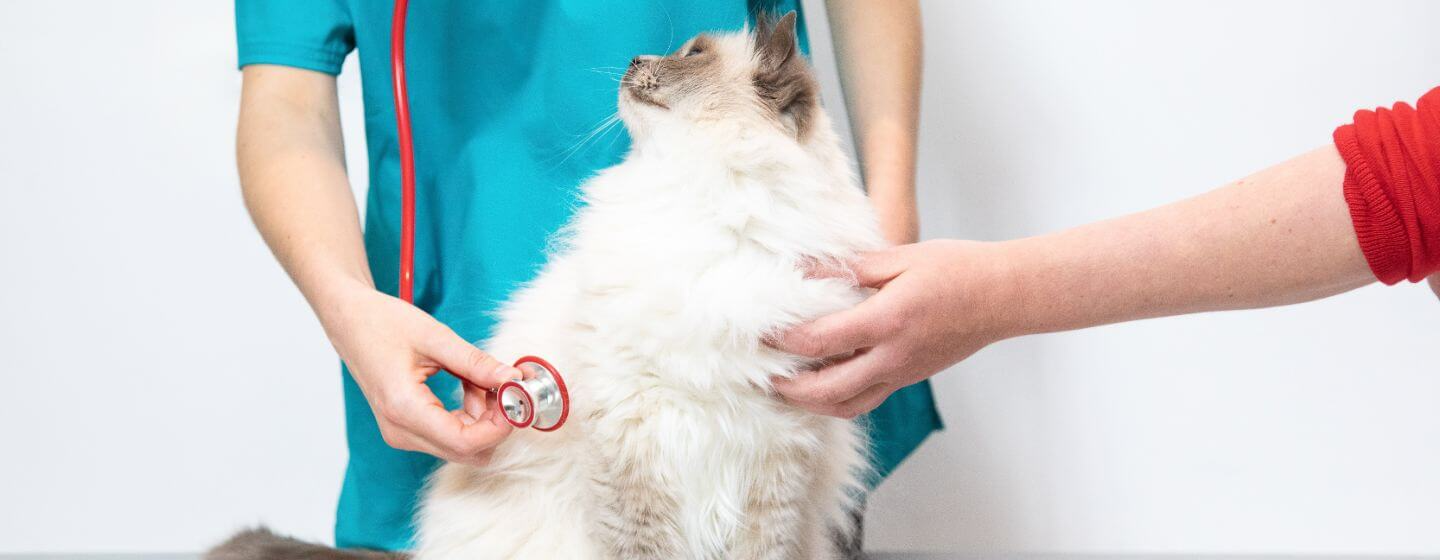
[
  {"left": 588, "top": 433, "right": 685, "bottom": 559},
  {"left": 731, "top": 447, "right": 817, "bottom": 560}
]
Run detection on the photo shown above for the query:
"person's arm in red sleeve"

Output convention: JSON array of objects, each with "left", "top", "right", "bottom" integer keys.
[
  {"left": 769, "top": 89, "right": 1440, "bottom": 419},
  {"left": 1335, "top": 87, "right": 1440, "bottom": 288}
]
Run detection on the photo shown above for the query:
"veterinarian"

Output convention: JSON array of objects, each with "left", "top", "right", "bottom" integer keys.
[
  {"left": 776, "top": 87, "right": 1440, "bottom": 418},
  {"left": 235, "top": 0, "right": 938, "bottom": 552}
]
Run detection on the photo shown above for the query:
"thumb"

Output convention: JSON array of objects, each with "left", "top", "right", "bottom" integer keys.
[
  {"left": 848, "top": 246, "right": 909, "bottom": 289},
  {"left": 421, "top": 327, "right": 521, "bottom": 390},
  {"left": 776, "top": 287, "right": 897, "bottom": 359},
  {"left": 1429, "top": 274, "right": 1439, "bottom": 300}
]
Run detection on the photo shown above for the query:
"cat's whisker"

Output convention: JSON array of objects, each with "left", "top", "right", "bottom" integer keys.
[
  {"left": 600, "top": 117, "right": 626, "bottom": 153},
  {"left": 405, "top": 19, "right": 869, "bottom": 559},
  {"left": 548, "top": 113, "right": 622, "bottom": 168},
  {"left": 587, "top": 67, "right": 631, "bottom": 86}
]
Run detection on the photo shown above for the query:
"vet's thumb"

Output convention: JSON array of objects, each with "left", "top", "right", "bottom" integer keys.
[
  {"left": 849, "top": 247, "right": 909, "bottom": 289},
  {"left": 422, "top": 328, "right": 520, "bottom": 389}
]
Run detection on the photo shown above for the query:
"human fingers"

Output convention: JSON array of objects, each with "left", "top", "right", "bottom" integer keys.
[
  {"left": 773, "top": 347, "right": 892, "bottom": 407},
  {"left": 397, "top": 392, "right": 514, "bottom": 465},
  {"left": 776, "top": 286, "right": 903, "bottom": 360},
  {"left": 419, "top": 327, "right": 521, "bottom": 390},
  {"left": 787, "top": 382, "right": 895, "bottom": 419},
  {"left": 846, "top": 247, "right": 910, "bottom": 288}
]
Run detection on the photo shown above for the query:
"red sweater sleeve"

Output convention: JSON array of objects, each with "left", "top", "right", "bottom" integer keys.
[{"left": 1333, "top": 86, "right": 1440, "bottom": 285}]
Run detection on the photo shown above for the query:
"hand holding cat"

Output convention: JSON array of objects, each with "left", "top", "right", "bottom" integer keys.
[
  {"left": 321, "top": 285, "right": 521, "bottom": 466},
  {"left": 774, "top": 240, "right": 1015, "bottom": 418}
]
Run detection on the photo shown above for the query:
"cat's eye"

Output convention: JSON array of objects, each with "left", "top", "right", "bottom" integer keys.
[{"left": 685, "top": 45, "right": 704, "bottom": 57}]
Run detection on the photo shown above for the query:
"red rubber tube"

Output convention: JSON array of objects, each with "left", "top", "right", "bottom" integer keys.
[
  {"left": 390, "top": 4, "right": 569, "bottom": 430},
  {"left": 518, "top": 355, "right": 570, "bottom": 432},
  {"left": 391, "top": 0, "right": 416, "bottom": 303}
]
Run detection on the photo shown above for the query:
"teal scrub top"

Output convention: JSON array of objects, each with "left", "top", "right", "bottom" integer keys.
[{"left": 236, "top": 0, "right": 940, "bottom": 550}]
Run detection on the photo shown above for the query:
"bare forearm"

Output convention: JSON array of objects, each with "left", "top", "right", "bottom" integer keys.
[
  {"left": 237, "top": 65, "right": 372, "bottom": 322},
  {"left": 235, "top": 66, "right": 522, "bottom": 461},
  {"left": 825, "top": 0, "right": 922, "bottom": 244},
  {"left": 772, "top": 147, "right": 1376, "bottom": 415},
  {"left": 1000, "top": 146, "right": 1375, "bottom": 337},
  {"left": 774, "top": 93, "right": 1440, "bottom": 416}
]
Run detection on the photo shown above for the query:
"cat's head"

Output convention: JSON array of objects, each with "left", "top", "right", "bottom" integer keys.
[{"left": 619, "top": 12, "right": 818, "bottom": 145}]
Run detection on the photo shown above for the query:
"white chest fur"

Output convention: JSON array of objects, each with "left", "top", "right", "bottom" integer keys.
[{"left": 415, "top": 122, "right": 878, "bottom": 560}]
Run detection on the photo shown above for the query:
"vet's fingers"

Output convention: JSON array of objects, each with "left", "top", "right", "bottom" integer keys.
[
  {"left": 399, "top": 393, "right": 513, "bottom": 464},
  {"left": 848, "top": 247, "right": 910, "bottom": 289},
  {"left": 420, "top": 328, "right": 521, "bottom": 389},
  {"left": 774, "top": 348, "right": 890, "bottom": 406},
  {"left": 799, "top": 257, "right": 851, "bottom": 281},
  {"left": 453, "top": 408, "right": 480, "bottom": 426},
  {"left": 483, "top": 389, "right": 510, "bottom": 427},
  {"left": 1429, "top": 274, "right": 1439, "bottom": 300},
  {"left": 791, "top": 383, "right": 895, "bottom": 419},
  {"left": 461, "top": 381, "right": 510, "bottom": 428},
  {"left": 462, "top": 379, "right": 487, "bottom": 420},
  {"left": 776, "top": 289, "right": 899, "bottom": 359},
  {"left": 397, "top": 421, "right": 497, "bottom": 467}
]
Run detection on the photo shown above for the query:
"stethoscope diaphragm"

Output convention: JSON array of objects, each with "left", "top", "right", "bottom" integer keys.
[{"left": 496, "top": 356, "right": 570, "bottom": 431}]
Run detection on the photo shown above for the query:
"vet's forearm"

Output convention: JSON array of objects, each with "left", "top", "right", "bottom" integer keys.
[
  {"left": 825, "top": 0, "right": 922, "bottom": 244},
  {"left": 997, "top": 146, "right": 1375, "bottom": 338},
  {"left": 237, "top": 65, "right": 374, "bottom": 325}
]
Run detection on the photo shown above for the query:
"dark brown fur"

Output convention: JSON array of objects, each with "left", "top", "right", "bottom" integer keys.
[
  {"left": 624, "top": 35, "right": 725, "bottom": 110},
  {"left": 623, "top": 11, "right": 817, "bottom": 140},
  {"left": 753, "top": 12, "right": 819, "bottom": 139},
  {"left": 206, "top": 527, "right": 408, "bottom": 560}
]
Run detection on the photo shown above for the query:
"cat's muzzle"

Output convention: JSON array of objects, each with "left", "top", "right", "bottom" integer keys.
[{"left": 496, "top": 356, "right": 570, "bottom": 431}]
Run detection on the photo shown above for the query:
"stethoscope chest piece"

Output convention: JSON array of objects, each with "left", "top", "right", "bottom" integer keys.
[{"left": 497, "top": 356, "right": 570, "bottom": 431}]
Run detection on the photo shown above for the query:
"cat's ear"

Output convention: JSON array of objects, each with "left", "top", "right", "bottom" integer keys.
[
  {"left": 757, "top": 11, "right": 799, "bottom": 72},
  {"left": 754, "top": 11, "right": 816, "bottom": 139}
]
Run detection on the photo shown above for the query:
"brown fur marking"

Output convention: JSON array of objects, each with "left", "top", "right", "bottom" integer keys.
[
  {"left": 754, "top": 12, "right": 819, "bottom": 139},
  {"left": 205, "top": 527, "right": 408, "bottom": 560}
]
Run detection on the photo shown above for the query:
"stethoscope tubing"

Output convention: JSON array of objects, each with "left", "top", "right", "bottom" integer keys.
[
  {"left": 389, "top": 2, "right": 569, "bottom": 433},
  {"left": 390, "top": 0, "right": 416, "bottom": 303}
]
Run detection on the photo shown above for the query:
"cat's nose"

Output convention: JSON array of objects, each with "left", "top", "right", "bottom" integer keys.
[{"left": 630, "top": 55, "right": 658, "bottom": 69}]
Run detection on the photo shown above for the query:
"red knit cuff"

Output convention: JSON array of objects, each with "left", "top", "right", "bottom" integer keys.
[{"left": 1334, "top": 122, "right": 1411, "bottom": 285}]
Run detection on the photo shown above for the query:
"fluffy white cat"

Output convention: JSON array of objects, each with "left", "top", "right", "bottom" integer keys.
[
  {"left": 416, "top": 14, "right": 883, "bottom": 560},
  {"left": 210, "top": 12, "right": 883, "bottom": 560}
]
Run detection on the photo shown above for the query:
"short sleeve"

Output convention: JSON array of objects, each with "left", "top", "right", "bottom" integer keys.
[{"left": 236, "top": 0, "right": 356, "bottom": 75}]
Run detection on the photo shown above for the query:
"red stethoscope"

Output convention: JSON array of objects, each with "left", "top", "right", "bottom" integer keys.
[{"left": 390, "top": 0, "right": 570, "bottom": 432}]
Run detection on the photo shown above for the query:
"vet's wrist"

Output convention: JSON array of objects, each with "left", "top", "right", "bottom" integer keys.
[
  {"left": 978, "top": 239, "right": 1041, "bottom": 343},
  {"left": 310, "top": 277, "right": 383, "bottom": 341}
]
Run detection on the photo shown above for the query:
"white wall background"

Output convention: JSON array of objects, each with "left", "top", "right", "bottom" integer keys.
[{"left": 0, "top": 0, "right": 1436, "bottom": 555}]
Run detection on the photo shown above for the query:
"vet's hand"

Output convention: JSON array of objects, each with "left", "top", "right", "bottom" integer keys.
[
  {"left": 774, "top": 240, "right": 1015, "bottom": 418},
  {"left": 1430, "top": 274, "right": 1440, "bottom": 300},
  {"left": 321, "top": 285, "right": 520, "bottom": 466}
]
